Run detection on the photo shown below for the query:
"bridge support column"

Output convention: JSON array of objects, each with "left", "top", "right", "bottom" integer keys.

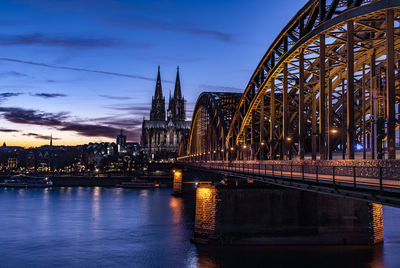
[
  {"left": 298, "top": 50, "right": 305, "bottom": 160},
  {"left": 319, "top": 34, "right": 326, "bottom": 160},
  {"left": 260, "top": 92, "right": 265, "bottom": 160},
  {"left": 193, "top": 184, "right": 383, "bottom": 245},
  {"left": 312, "top": 75, "right": 317, "bottom": 160},
  {"left": 251, "top": 109, "right": 256, "bottom": 160},
  {"left": 347, "top": 20, "right": 355, "bottom": 159},
  {"left": 341, "top": 79, "right": 346, "bottom": 160},
  {"left": 370, "top": 50, "right": 376, "bottom": 160},
  {"left": 283, "top": 63, "right": 289, "bottom": 160},
  {"left": 270, "top": 79, "right": 276, "bottom": 160},
  {"left": 386, "top": 8, "right": 396, "bottom": 159},
  {"left": 172, "top": 169, "right": 183, "bottom": 196},
  {"left": 327, "top": 60, "right": 333, "bottom": 160}
]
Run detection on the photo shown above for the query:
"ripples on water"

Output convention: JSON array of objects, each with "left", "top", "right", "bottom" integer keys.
[{"left": 0, "top": 187, "right": 398, "bottom": 268}]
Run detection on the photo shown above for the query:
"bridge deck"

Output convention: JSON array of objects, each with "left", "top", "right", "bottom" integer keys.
[{"left": 182, "top": 161, "right": 400, "bottom": 207}]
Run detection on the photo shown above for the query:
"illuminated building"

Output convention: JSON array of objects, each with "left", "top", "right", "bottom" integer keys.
[{"left": 141, "top": 66, "right": 190, "bottom": 160}]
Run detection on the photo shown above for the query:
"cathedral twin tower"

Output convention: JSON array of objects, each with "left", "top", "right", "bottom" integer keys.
[
  {"left": 150, "top": 66, "right": 185, "bottom": 122},
  {"left": 141, "top": 66, "right": 191, "bottom": 160}
]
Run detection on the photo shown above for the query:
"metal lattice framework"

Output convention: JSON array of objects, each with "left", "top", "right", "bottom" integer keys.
[
  {"left": 185, "top": 92, "right": 241, "bottom": 160},
  {"left": 182, "top": 0, "right": 400, "bottom": 162}
]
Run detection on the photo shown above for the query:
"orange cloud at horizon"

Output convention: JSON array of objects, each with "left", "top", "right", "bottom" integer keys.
[{"left": 0, "top": 130, "right": 117, "bottom": 148}]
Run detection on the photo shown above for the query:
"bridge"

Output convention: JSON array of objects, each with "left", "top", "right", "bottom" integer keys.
[
  {"left": 172, "top": 0, "right": 400, "bottom": 245},
  {"left": 177, "top": 0, "right": 400, "bottom": 209}
]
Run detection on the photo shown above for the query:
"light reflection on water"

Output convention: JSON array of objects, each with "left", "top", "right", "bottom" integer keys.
[{"left": 0, "top": 187, "right": 398, "bottom": 268}]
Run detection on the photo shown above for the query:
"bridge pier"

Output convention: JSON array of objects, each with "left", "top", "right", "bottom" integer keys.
[
  {"left": 193, "top": 183, "right": 383, "bottom": 245},
  {"left": 172, "top": 169, "right": 183, "bottom": 196}
]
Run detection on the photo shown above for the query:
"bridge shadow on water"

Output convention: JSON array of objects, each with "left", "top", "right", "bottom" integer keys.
[
  {"left": 186, "top": 201, "right": 400, "bottom": 268},
  {"left": 196, "top": 244, "right": 383, "bottom": 268}
]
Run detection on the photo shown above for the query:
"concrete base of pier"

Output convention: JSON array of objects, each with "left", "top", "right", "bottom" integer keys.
[{"left": 193, "top": 184, "right": 383, "bottom": 245}]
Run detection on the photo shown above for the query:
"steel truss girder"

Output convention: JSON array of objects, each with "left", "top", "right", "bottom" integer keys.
[{"left": 226, "top": 0, "right": 400, "bottom": 161}]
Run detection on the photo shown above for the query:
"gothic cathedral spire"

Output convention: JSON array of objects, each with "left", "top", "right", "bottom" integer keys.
[
  {"left": 174, "top": 66, "right": 182, "bottom": 99},
  {"left": 154, "top": 65, "right": 163, "bottom": 99},
  {"left": 167, "top": 66, "right": 185, "bottom": 121},
  {"left": 150, "top": 66, "right": 166, "bottom": 121}
]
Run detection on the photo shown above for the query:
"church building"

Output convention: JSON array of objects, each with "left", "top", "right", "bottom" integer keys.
[{"left": 141, "top": 66, "right": 191, "bottom": 160}]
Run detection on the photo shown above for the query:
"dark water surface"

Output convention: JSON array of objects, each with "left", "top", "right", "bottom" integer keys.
[{"left": 0, "top": 187, "right": 399, "bottom": 268}]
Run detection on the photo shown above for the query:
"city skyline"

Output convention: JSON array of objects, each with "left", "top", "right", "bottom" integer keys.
[{"left": 0, "top": 0, "right": 304, "bottom": 147}]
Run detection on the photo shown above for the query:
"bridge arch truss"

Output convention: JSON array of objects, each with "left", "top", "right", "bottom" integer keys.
[
  {"left": 185, "top": 92, "right": 241, "bottom": 161},
  {"left": 223, "top": 0, "right": 400, "bottom": 161}
]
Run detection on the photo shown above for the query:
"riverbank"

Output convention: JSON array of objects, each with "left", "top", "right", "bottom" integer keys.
[{"left": 0, "top": 174, "right": 173, "bottom": 187}]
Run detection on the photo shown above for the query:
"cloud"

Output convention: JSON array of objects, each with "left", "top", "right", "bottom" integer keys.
[
  {"left": 111, "top": 19, "right": 233, "bottom": 43},
  {"left": 104, "top": 104, "right": 150, "bottom": 117},
  {"left": 0, "top": 107, "right": 67, "bottom": 126},
  {"left": 98, "top": 117, "right": 143, "bottom": 128},
  {"left": 0, "top": 106, "right": 142, "bottom": 141},
  {"left": 0, "top": 92, "right": 24, "bottom": 102},
  {"left": 0, "top": 57, "right": 174, "bottom": 83},
  {"left": 31, "top": 93, "right": 67, "bottom": 98},
  {"left": 98, "top": 94, "right": 132, "bottom": 100},
  {"left": 0, "top": 33, "right": 149, "bottom": 49},
  {"left": 0, "top": 128, "right": 18, "bottom": 133},
  {"left": 104, "top": 104, "right": 149, "bottom": 112},
  {"left": 0, "top": 92, "right": 23, "bottom": 98},
  {"left": 60, "top": 123, "right": 121, "bottom": 138},
  {"left": 199, "top": 84, "right": 243, "bottom": 92},
  {"left": 0, "top": 71, "right": 30, "bottom": 78},
  {"left": 23, "top": 133, "right": 60, "bottom": 140}
]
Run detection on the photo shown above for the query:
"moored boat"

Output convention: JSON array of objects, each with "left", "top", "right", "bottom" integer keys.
[
  {"left": 117, "top": 179, "right": 159, "bottom": 188},
  {"left": 0, "top": 174, "right": 53, "bottom": 188}
]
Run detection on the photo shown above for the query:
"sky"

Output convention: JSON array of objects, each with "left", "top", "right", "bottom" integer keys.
[{"left": 0, "top": 0, "right": 305, "bottom": 147}]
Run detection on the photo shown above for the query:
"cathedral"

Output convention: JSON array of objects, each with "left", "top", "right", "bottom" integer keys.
[{"left": 141, "top": 66, "right": 191, "bottom": 160}]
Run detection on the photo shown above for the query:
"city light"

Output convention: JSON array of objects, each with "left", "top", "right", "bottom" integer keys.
[{"left": 331, "top": 129, "right": 339, "bottom": 134}]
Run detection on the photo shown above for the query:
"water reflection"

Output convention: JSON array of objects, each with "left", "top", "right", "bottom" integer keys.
[
  {"left": 0, "top": 188, "right": 397, "bottom": 268},
  {"left": 196, "top": 244, "right": 385, "bottom": 268},
  {"left": 169, "top": 197, "right": 184, "bottom": 224}
]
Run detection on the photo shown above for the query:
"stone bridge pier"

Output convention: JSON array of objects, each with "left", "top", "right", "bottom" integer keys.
[
  {"left": 172, "top": 169, "right": 183, "bottom": 196},
  {"left": 193, "top": 183, "right": 383, "bottom": 245}
]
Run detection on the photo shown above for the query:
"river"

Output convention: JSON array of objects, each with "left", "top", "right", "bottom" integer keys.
[{"left": 0, "top": 187, "right": 398, "bottom": 268}]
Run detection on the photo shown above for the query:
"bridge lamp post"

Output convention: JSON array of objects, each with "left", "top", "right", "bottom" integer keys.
[
  {"left": 243, "top": 144, "right": 248, "bottom": 160},
  {"left": 286, "top": 137, "right": 292, "bottom": 160},
  {"left": 329, "top": 129, "right": 339, "bottom": 160}
]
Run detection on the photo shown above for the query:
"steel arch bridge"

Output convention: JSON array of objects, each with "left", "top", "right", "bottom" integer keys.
[
  {"left": 185, "top": 92, "right": 241, "bottom": 160},
  {"left": 180, "top": 0, "right": 400, "bottom": 162}
]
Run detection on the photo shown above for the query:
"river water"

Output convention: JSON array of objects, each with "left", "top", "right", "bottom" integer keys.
[{"left": 0, "top": 187, "right": 398, "bottom": 268}]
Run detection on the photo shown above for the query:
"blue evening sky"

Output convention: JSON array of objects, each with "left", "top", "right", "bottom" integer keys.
[{"left": 0, "top": 0, "right": 304, "bottom": 147}]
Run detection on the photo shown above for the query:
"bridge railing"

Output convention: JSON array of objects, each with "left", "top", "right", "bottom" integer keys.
[{"left": 185, "top": 161, "right": 400, "bottom": 191}]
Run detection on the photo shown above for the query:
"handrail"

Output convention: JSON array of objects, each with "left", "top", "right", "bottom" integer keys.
[{"left": 183, "top": 161, "right": 400, "bottom": 190}]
